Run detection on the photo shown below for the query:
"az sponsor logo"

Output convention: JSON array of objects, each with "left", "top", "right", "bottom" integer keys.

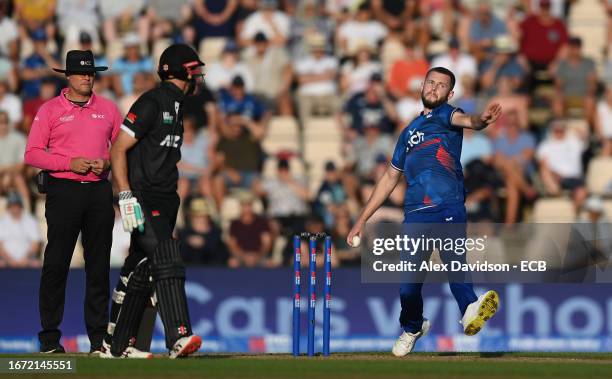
[
  {"left": 405, "top": 129, "right": 425, "bottom": 152},
  {"left": 160, "top": 134, "right": 181, "bottom": 148}
]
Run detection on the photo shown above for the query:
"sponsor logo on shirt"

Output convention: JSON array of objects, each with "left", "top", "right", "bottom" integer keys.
[
  {"left": 405, "top": 129, "right": 425, "bottom": 152},
  {"left": 91, "top": 113, "right": 105, "bottom": 119},
  {"left": 160, "top": 134, "right": 181, "bottom": 148},
  {"left": 59, "top": 115, "right": 75, "bottom": 123},
  {"left": 126, "top": 112, "right": 137, "bottom": 123},
  {"left": 162, "top": 111, "right": 173, "bottom": 124}
]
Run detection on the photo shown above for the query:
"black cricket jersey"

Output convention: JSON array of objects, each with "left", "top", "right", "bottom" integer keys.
[{"left": 120, "top": 81, "right": 185, "bottom": 194}]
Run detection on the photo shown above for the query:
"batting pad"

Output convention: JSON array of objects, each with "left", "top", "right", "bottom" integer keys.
[
  {"left": 151, "top": 239, "right": 193, "bottom": 349},
  {"left": 110, "top": 259, "right": 152, "bottom": 356}
]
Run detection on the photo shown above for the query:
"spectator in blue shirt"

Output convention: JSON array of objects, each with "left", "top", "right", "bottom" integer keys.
[
  {"left": 479, "top": 36, "right": 528, "bottom": 95},
  {"left": 492, "top": 109, "right": 538, "bottom": 224},
  {"left": 20, "top": 28, "right": 61, "bottom": 100},
  {"left": 469, "top": 1, "right": 507, "bottom": 62},
  {"left": 111, "top": 33, "right": 153, "bottom": 96},
  {"left": 218, "top": 75, "right": 269, "bottom": 128}
]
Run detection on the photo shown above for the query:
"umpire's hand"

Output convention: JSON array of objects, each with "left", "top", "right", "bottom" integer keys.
[{"left": 70, "top": 157, "right": 92, "bottom": 174}]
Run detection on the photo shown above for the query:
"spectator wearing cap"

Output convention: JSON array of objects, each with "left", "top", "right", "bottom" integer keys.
[
  {"left": 430, "top": 37, "right": 477, "bottom": 100},
  {"left": 339, "top": 41, "right": 382, "bottom": 96},
  {"left": 110, "top": 33, "right": 153, "bottom": 96},
  {"left": 294, "top": 33, "right": 339, "bottom": 123},
  {"left": 24, "top": 50, "right": 122, "bottom": 353},
  {"left": 227, "top": 193, "right": 273, "bottom": 268},
  {"left": 193, "top": 0, "right": 239, "bottom": 41},
  {"left": 519, "top": 0, "right": 568, "bottom": 73},
  {"left": 341, "top": 73, "right": 396, "bottom": 137},
  {"left": 479, "top": 35, "right": 528, "bottom": 95},
  {"left": 0, "top": 192, "right": 41, "bottom": 268},
  {"left": 217, "top": 75, "right": 269, "bottom": 128},
  {"left": 314, "top": 161, "right": 347, "bottom": 228},
  {"left": 468, "top": 0, "right": 508, "bottom": 62},
  {"left": 20, "top": 28, "right": 61, "bottom": 101},
  {"left": 536, "top": 120, "right": 588, "bottom": 214},
  {"left": 0, "top": 110, "right": 29, "bottom": 207},
  {"left": 239, "top": 0, "right": 290, "bottom": 47},
  {"left": 205, "top": 40, "right": 254, "bottom": 92},
  {"left": 336, "top": 2, "right": 387, "bottom": 58},
  {"left": 595, "top": 84, "right": 612, "bottom": 156},
  {"left": 179, "top": 197, "right": 228, "bottom": 266},
  {"left": 386, "top": 40, "right": 429, "bottom": 99},
  {"left": 244, "top": 32, "right": 293, "bottom": 115},
  {"left": 552, "top": 36, "right": 597, "bottom": 121},
  {"left": 211, "top": 112, "right": 265, "bottom": 207},
  {"left": 288, "top": 0, "right": 335, "bottom": 59},
  {"left": 254, "top": 158, "right": 309, "bottom": 244}
]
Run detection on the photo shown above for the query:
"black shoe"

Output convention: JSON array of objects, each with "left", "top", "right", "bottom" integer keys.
[{"left": 40, "top": 344, "right": 65, "bottom": 354}]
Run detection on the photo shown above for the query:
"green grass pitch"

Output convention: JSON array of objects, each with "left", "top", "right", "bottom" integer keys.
[{"left": 1, "top": 352, "right": 612, "bottom": 379}]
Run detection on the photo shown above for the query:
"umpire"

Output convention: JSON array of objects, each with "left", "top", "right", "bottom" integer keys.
[
  {"left": 103, "top": 44, "right": 204, "bottom": 358},
  {"left": 24, "top": 50, "right": 122, "bottom": 353}
]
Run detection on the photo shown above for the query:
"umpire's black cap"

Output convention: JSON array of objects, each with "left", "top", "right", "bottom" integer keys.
[{"left": 158, "top": 43, "right": 205, "bottom": 81}]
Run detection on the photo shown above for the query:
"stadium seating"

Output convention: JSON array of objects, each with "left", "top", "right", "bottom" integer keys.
[
  {"left": 262, "top": 116, "right": 300, "bottom": 155},
  {"left": 532, "top": 198, "right": 576, "bottom": 222},
  {"left": 198, "top": 37, "right": 228, "bottom": 64},
  {"left": 586, "top": 157, "right": 612, "bottom": 195}
]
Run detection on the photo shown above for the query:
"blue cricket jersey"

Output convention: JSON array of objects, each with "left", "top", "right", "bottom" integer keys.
[{"left": 391, "top": 102, "right": 466, "bottom": 214}]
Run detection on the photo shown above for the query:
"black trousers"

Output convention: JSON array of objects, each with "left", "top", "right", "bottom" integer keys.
[
  {"left": 119, "top": 192, "right": 179, "bottom": 274},
  {"left": 38, "top": 177, "right": 114, "bottom": 350}
]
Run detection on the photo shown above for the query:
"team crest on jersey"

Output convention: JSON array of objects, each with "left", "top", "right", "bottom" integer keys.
[
  {"left": 406, "top": 129, "right": 425, "bottom": 152},
  {"left": 162, "top": 111, "right": 173, "bottom": 124}
]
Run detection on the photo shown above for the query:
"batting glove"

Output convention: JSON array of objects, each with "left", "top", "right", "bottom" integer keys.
[{"left": 118, "top": 191, "right": 145, "bottom": 233}]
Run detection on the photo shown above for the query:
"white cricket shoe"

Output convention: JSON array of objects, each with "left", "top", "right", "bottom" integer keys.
[
  {"left": 391, "top": 319, "right": 431, "bottom": 357},
  {"left": 169, "top": 335, "right": 202, "bottom": 359},
  {"left": 100, "top": 341, "right": 153, "bottom": 359},
  {"left": 462, "top": 290, "right": 499, "bottom": 336}
]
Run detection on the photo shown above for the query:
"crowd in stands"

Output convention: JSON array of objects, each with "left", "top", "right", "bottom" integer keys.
[{"left": 0, "top": 0, "right": 611, "bottom": 268}]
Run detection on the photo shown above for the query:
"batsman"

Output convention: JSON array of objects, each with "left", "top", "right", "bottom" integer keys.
[{"left": 102, "top": 44, "right": 205, "bottom": 358}]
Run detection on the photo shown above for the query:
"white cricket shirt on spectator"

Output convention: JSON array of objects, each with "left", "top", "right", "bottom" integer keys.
[
  {"left": 294, "top": 55, "right": 338, "bottom": 96},
  {"left": 537, "top": 134, "right": 585, "bottom": 179},
  {"left": 0, "top": 212, "right": 41, "bottom": 261}
]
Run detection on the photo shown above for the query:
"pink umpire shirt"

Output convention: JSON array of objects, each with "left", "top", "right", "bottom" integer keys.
[{"left": 25, "top": 88, "right": 122, "bottom": 182}]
